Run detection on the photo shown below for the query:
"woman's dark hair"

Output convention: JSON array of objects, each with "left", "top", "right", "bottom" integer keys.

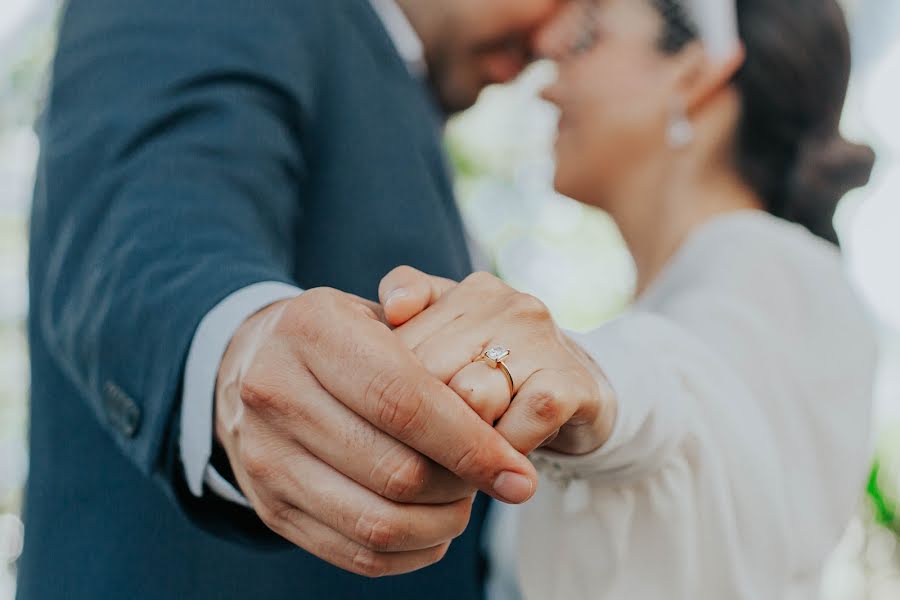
[{"left": 651, "top": 0, "right": 876, "bottom": 245}]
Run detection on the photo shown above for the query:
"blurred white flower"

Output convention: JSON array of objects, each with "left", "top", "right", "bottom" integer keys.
[
  {"left": 0, "top": 439, "right": 27, "bottom": 500},
  {"left": 863, "top": 41, "right": 900, "bottom": 149},
  {"left": 0, "top": 514, "right": 23, "bottom": 564},
  {"left": 0, "top": 0, "right": 34, "bottom": 48}
]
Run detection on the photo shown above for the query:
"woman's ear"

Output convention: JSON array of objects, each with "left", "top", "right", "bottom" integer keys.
[
  {"left": 680, "top": 43, "right": 746, "bottom": 114},
  {"left": 669, "top": 40, "right": 745, "bottom": 115}
]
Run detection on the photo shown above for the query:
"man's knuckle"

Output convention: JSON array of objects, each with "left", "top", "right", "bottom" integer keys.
[
  {"left": 254, "top": 499, "right": 281, "bottom": 527},
  {"left": 356, "top": 509, "right": 407, "bottom": 552},
  {"left": 270, "top": 504, "right": 304, "bottom": 529},
  {"left": 238, "top": 375, "right": 275, "bottom": 412},
  {"left": 430, "top": 542, "right": 452, "bottom": 565},
  {"left": 449, "top": 500, "right": 474, "bottom": 538},
  {"left": 240, "top": 445, "right": 274, "bottom": 481},
  {"left": 351, "top": 546, "right": 389, "bottom": 578},
  {"left": 382, "top": 452, "right": 430, "bottom": 501},
  {"left": 286, "top": 288, "right": 337, "bottom": 336},
  {"left": 240, "top": 361, "right": 297, "bottom": 412},
  {"left": 366, "top": 371, "right": 428, "bottom": 438},
  {"left": 450, "top": 443, "right": 487, "bottom": 479}
]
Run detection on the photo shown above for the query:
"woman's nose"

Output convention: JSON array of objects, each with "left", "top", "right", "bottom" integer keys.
[{"left": 539, "top": 81, "right": 563, "bottom": 106}]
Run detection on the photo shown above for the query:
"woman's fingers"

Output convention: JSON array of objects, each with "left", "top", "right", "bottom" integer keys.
[
  {"left": 381, "top": 268, "right": 613, "bottom": 456},
  {"left": 448, "top": 360, "right": 514, "bottom": 424},
  {"left": 379, "top": 265, "right": 457, "bottom": 327},
  {"left": 495, "top": 368, "right": 594, "bottom": 455},
  {"left": 392, "top": 272, "right": 514, "bottom": 351}
]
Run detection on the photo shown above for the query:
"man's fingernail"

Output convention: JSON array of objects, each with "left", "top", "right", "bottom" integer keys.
[
  {"left": 385, "top": 288, "right": 408, "bottom": 307},
  {"left": 493, "top": 471, "right": 534, "bottom": 504}
]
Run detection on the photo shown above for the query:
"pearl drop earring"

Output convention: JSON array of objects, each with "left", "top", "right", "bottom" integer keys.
[{"left": 667, "top": 101, "right": 694, "bottom": 149}]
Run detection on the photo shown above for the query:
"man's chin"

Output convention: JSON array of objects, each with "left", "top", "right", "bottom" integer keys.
[
  {"left": 430, "top": 75, "right": 485, "bottom": 116},
  {"left": 438, "top": 91, "right": 482, "bottom": 117}
]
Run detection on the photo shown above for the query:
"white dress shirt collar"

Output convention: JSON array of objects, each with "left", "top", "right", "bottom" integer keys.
[{"left": 367, "top": 0, "right": 427, "bottom": 78}]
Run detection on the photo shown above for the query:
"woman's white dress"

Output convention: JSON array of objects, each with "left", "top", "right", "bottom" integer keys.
[{"left": 487, "top": 210, "right": 878, "bottom": 600}]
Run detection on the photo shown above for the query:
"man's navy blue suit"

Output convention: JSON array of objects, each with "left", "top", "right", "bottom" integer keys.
[{"left": 21, "top": 0, "right": 488, "bottom": 597}]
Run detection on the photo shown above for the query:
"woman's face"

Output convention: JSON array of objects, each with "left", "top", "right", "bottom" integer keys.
[{"left": 538, "top": 0, "right": 686, "bottom": 210}]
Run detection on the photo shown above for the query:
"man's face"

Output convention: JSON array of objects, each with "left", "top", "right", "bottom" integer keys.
[{"left": 424, "top": 0, "right": 567, "bottom": 114}]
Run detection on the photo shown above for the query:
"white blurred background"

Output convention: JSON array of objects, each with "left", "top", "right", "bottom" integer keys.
[{"left": 1, "top": 0, "right": 899, "bottom": 598}]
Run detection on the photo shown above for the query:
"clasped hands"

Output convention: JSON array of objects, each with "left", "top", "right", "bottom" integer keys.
[{"left": 215, "top": 268, "right": 616, "bottom": 577}]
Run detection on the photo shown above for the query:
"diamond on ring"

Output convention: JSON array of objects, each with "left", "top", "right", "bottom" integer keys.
[
  {"left": 478, "top": 345, "right": 514, "bottom": 395},
  {"left": 484, "top": 346, "right": 510, "bottom": 363}
]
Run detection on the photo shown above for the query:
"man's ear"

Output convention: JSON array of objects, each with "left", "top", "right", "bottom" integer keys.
[{"left": 673, "top": 42, "right": 746, "bottom": 115}]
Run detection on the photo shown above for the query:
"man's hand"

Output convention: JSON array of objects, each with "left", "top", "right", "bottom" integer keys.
[
  {"left": 380, "top": 268, "right": 618, "bottom": 457},
  {"left": 214, "top": 287, "right": 538, "bottom": 577}
]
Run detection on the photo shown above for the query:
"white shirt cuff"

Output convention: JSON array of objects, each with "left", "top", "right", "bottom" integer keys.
[{"left": 179, "top": 281, "right": 303, "bottom": 500}]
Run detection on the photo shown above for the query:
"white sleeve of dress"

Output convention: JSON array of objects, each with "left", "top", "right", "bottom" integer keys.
[
  {"left": 520, "top": 292, "right": 875, "bottom": 599},
  {"left": 530, "top": 316, "right": 693, "bottom": 485},
  {"left": 180, "top": 281, "right": 303, "bottom": 502}
]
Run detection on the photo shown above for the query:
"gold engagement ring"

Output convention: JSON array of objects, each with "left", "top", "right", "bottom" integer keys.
[{"left": 477, "top": 345, "right": 514, "bottom": 397}]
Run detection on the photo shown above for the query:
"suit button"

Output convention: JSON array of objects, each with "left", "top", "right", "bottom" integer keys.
[{"left": 103, "top": 381, "right": 142, "bottom": 438}]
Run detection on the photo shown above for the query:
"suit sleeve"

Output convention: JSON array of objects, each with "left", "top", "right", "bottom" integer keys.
[{"left": 31, "top": 0, "right": 325, "bottom": 541}]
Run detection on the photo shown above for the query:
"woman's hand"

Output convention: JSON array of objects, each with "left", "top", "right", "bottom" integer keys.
[{"left": 379, "top": 267, "right": 618, "bottom": 457}]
